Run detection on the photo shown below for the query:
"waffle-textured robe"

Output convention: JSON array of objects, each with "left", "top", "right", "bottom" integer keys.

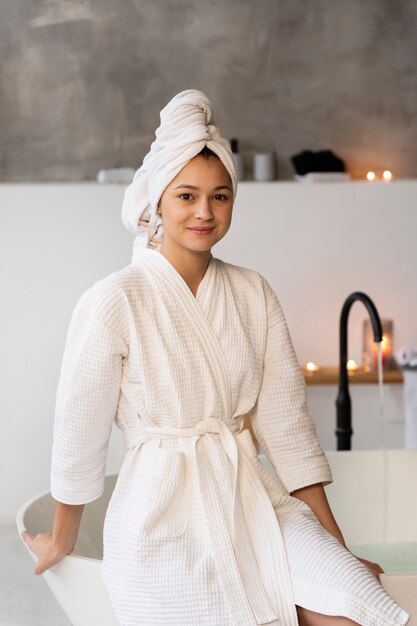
[{"left": 50, "top": 248, "right": 410, "bottom": 626}]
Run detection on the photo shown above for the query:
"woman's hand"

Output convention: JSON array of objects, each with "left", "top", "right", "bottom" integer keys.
[
  {"left": 354, "top": 555, "right": 385, "bottom": 580},
  {"left": 21, "top": 530, "right": 71, "bottom": 575},
  {"left": 21, "top": 501, "right": 85, "bottom": 575}
]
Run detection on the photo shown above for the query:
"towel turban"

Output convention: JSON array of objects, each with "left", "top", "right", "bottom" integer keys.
[{"left": 121, "top": 89, "right": 238, "bottom": 258}]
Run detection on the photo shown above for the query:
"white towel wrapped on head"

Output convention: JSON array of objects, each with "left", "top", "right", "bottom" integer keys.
[{"left": 121, "top": 89, "right": 238, "bottom": 261}]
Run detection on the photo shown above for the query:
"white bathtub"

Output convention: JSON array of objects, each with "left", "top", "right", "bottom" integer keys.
[{"left": 17, "top": 450, "right": 416, "bottom": 626}]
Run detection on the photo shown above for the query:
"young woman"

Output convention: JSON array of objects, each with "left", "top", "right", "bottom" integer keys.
[{"left": 22, "top": 90, "right": 410, "bottom": 626}]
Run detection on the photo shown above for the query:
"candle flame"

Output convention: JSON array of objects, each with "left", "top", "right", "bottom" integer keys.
[
  {"left": 347, "top": 359, "right": 358, "bottom": 371},
  {"left": 367, "top": 171, "right": 376, "bottom": 181}
]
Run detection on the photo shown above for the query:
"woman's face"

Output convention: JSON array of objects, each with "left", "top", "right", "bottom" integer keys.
[{"left": 157, "top": 155, "right": 233, "bottom": 256}]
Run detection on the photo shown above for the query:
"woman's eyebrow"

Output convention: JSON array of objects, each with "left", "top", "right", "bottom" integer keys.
[{"left": 173, "top": 184, "right": 232, "bottom": 192}]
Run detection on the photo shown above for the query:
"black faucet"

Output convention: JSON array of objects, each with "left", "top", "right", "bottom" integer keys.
[{"left": 335, "top": 292, "right": 383, "bottom": 450}]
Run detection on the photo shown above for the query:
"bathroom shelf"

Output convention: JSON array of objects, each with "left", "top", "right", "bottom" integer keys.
[{"left": 301, "top": 366, "right": 403, "bottom": 385}]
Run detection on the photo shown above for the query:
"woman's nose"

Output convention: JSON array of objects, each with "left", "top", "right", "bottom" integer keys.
[{"left": 194, "top": 198, "right": 214, "bottom": 220}]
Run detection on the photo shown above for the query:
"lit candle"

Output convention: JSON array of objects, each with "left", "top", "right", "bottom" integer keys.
[
  {"left": 363, "top": 319, "right": 395, "bottom": 370},
  {"left": 367, "top": 171, "right": 376, "bottom": 182},
  {"left": 306, "top": 361, "right": 320, "bottom": 372},
  {"left": 383, "top": 170, "right": 393, "bottom": 182},
  {"left": 372, "top": 334, "right": 391, "bottom": 365},
  {"left": 346, "top": 359, "right": 358, "bottom": 371}
]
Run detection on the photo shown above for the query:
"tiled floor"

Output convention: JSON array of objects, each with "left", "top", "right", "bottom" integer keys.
[{"left": 1, "top": 523, "right": 71, "bottom": 626}]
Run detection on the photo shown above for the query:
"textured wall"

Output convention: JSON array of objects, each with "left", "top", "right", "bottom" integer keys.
[{"left": 1, "top": 0, "right": 417, "bottom": 181}]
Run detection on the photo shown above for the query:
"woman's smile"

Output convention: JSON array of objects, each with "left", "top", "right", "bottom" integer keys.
[{"left": 187, "top": 226, "right": 215, "bottom": 235}]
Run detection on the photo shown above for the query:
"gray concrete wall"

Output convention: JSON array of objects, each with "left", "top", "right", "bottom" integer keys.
[{"left": 1, "top": 0, "right": 416, "bottom": 181}]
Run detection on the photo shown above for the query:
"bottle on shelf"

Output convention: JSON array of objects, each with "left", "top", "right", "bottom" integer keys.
[{"left": 230, "top": 138, "right": 245, "bottom": 181}]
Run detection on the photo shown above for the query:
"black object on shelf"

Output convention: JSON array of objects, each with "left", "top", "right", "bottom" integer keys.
[
  {"left": 230, "top": 138, "right": 239, "bottom": 153},
  {"left": 291, "top": 149, "right": 345, "bottom": 176}
]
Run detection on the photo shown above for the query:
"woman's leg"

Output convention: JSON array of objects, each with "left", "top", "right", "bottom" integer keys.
[
  {"left": 296, "top": 605, "right": 360, "bottom": 626},
  {"left": 273, "top": 495, "right": 409, "bottom": 626}
]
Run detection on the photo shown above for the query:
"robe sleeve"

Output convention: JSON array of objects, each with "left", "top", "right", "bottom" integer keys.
[
  {"left": 249, "top": 276, "right": 333, "bottom": 494},
  {"left": 50, "top": 288, "right": 128, "bottom": 505}
]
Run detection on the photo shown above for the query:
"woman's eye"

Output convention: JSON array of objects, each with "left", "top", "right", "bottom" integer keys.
[{"left": 178, "top": 193, "right": 228, "bottom": 201}]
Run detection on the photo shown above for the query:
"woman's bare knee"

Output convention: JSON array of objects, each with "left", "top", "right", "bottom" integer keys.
[{"left": 296, "top": 605, "right": 360, "bottom": 626}]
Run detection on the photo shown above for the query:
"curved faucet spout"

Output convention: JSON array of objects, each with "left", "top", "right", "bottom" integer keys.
[{"left": 336, "top": 292, "right": 383, "bottom": 450}]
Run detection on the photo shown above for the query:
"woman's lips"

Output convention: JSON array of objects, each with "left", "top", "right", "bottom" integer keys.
[{"left": 187, "top": 227, "right": 215, "bottom": 235}]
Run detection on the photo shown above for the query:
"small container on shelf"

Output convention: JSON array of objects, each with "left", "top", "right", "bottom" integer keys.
[{"left": 253, "top": 151, "right": 276, "bottom": 181}]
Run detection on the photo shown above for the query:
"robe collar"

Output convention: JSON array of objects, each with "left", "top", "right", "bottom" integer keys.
[{"left": 133, "top": 247, "right": 216, "bottom": 306}]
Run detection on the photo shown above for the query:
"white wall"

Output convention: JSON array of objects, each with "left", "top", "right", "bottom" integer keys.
[{"left": 1, "top": 181, "right": 416, "bottom": 523}]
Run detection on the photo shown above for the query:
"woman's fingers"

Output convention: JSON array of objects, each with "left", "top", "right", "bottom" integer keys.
[
  {"left": 20, "top": 530, "right": 63, "bottom": 575},
  {"left": 34, "top": 557, "right": 53, "bottom": 576},
  {"left": 21, "top": 530, "right": 46, "bottom": 574},
  {"left": 21, "top": 529, "right": 50, "bottom": 555},
  {"left": 21, "top": 530, "right": 36, "bottom": 554},
  {"left": 356, "top": 556, "right": 385, "bottom": 580}
]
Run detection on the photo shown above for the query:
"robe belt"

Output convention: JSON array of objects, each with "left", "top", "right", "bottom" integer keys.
[
  {"left": 124, "top": 418, "right": 295, "bottom": 625},
  {"left": 123, "top": 415, "right": 244, "bottom": 448}
]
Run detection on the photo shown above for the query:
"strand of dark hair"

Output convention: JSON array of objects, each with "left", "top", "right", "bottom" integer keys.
[{"left": 198, "top": 145, "right": 219, "bottom": 159}]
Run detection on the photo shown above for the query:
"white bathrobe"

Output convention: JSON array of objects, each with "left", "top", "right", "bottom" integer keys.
[{"left": 50, "top": 248, "right": 410, "bottom": 626}]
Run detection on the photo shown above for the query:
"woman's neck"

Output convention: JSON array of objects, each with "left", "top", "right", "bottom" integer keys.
[{"left": 159, "top": 243, "right": 212, "bottom": 297}]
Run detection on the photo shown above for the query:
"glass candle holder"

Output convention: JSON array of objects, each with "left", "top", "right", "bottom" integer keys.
[{"left": 362, "top": 318, "right": 396, "bottom": 371}]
